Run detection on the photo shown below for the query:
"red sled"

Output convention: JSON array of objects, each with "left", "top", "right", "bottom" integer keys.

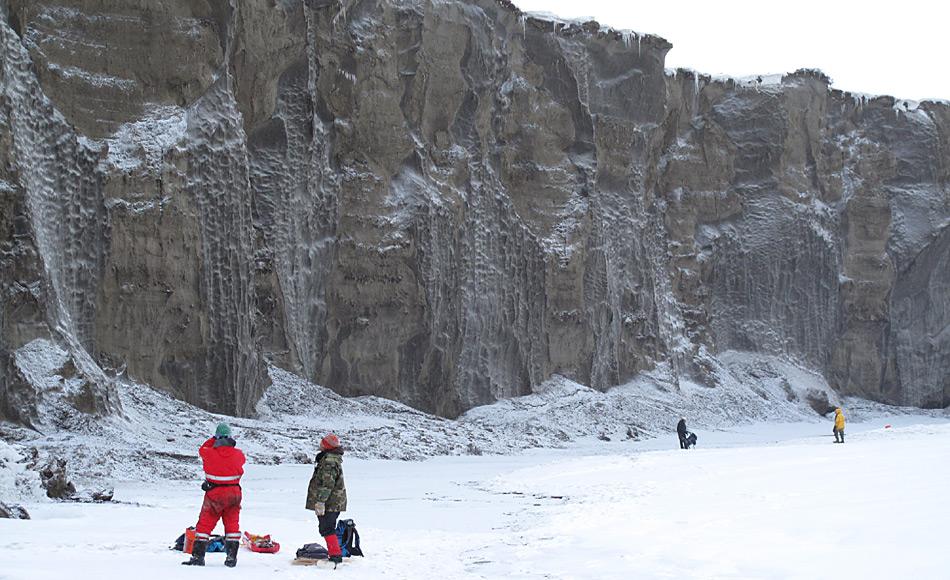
[{"left": 242, "top": 532, "right": 280, "bottom": 553}]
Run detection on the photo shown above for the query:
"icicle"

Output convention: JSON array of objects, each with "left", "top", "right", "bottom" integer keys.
[
  {"left": 622, "top": 31, "right": 631, "bottom": 48},
  {"left": 637, "top": 34, "right": 641, "bottom": 58},
  {"left": 519, "top": 14, "right": 526, "bottom": 42}
]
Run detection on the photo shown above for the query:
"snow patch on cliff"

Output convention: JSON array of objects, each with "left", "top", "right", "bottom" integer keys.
[
  {"left": 12, "top": 339, "right": 88, "bottom": 404},
  {"left": 0, "top": 439, "right": 42, "bottom": 503},
  {"left": 44, "top": 62, "right": 136, "bottom": 91},
  {"left": 101, "top": 105, "right": 187, "bottom": 172}
]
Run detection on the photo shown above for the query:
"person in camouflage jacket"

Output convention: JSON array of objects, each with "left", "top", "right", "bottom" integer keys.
[{"left": 306, "top": 433, "right": 347, "bottom": 563}]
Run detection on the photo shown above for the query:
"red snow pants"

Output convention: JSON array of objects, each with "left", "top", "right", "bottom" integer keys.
[{"left": 194, "top": 485, "right": 242, "bottom": 542}]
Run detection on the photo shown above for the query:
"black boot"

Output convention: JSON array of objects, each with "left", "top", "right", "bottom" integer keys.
[
  {"left": 182, "top": 539, "right": 207, "bottom": 566},
  {"left": 840, "top": 432, "right": 844, "bottom": 444},
  {"left": 224, "top": 540, "right": 239, "bottom": 568}
]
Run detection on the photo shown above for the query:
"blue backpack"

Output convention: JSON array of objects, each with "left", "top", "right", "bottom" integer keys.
[{"left": 335, "top": 519, "right": 363, "bottom": 557}]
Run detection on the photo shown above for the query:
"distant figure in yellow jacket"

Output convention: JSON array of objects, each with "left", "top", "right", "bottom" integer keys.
[{"left": 833, "top": 407, "right": 845, "bottom": 443}]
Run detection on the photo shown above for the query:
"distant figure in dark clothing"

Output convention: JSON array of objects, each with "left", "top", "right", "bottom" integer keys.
[{"left": 677, "top": 417, "right": 689, "bottom": 449}]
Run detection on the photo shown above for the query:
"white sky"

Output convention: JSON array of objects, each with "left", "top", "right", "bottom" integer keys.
[{"left": 512, "top": 0, "right": 949, "bottom": 101}]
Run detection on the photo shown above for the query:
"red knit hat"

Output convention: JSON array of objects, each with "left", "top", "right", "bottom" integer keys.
[{"left": 320, "top": 433, "right": 341, "bottom": 450}]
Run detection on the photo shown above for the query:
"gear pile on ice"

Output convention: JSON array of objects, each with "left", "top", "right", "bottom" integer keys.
[{"left": 241, "top": 532, "right": 280, "bottom": 554}]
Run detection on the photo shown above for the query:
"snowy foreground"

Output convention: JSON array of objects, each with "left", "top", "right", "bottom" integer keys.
[{"left": 2, "top": 416, "right": 948, "bottom": 580}]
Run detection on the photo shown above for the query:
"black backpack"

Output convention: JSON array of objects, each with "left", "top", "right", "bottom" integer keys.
[
  {"left": 335, "top": 519, "right": 364, "bottom": 557},
  {"left": 686, "top": 432, "right": 698, "bottom": 448},
  {"left": 296, "top": 542, "right": 329, "bottom": 559}
]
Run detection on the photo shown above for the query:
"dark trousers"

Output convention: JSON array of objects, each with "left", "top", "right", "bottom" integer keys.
[
  {"left": 834, "top": 428, "right": 844, "bottom": 443},
  {"left": 318, "top": 511, "right": 340, "bottom": 537},
  {"left": 678, "top": 434, "right": 688, "bottom": 449}
]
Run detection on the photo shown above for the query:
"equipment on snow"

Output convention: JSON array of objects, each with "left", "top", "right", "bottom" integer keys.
[
  {"left": 685, "top": 432, "right": 698, "bottom": 449},
  {"left": 292, "top": 557, "right": 345, "bottom": 567},
  {"left": 242, "top": 532, "right": 281, "bottom": 554},
  {"left": 296, "top": 542, "right": 329, "bottom": 560},
  {"left": 293, "top": 542, "right": 336, "bottom": 566},
  {"left": 181, "top": 527, "right": 194, "bottom": 553},
  {"left": 335, "top": 519, "right": 363, "bottom": 557},
  {"left": 207, "top": 538, "right": 227, "bottom": 552},
  {"left": 292, "top": 519, "right": 362, "bottom": 570},
  {"left": 175, "top": 527, "right": 227, "bottom": 553}
]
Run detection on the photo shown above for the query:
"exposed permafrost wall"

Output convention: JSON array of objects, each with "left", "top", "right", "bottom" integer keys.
[
  {"left": 182, "top": 76, "right": 267, "bottom": 416},
  {"left": 0, "top": 5, "right": 117, "bottom": 422},
  {"left": 0, "top": 0, "right": 947, "bottom": 421}
]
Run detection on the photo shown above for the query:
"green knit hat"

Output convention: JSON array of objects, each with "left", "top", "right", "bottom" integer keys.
[{"left": 215, "top": 422, "right": 231, "bottom": 438}]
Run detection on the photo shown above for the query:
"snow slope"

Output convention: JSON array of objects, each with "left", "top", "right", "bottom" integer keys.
[
  {"left": 0, "top": 419, "right": 948, "bottom": 579},
  {"left": 2, "top": 342, "right": 944, "bottom": 490}
]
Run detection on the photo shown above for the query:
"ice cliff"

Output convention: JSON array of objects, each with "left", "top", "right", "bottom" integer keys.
[{"left": 0, "top": 0, "right": 947, "bottom": 424}]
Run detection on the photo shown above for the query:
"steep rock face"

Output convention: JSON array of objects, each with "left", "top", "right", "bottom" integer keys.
[
  {"left": 0, "top": 4, "right": 119, "bottom": 423},
  {"left": 0, "top": 0, "right": 946, "bottom": 421},
  {"left": 250, "top": 1, "right": 678, "bottom": 416},
  {"left": 6, "top": 0, "right": 226, "bottom": 138},
  {"left": 661, "top": 71, "right": 948, "bottom": 407}
]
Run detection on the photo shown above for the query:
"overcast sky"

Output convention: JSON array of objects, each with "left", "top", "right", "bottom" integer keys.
[{"left": 512, "top": 0, "right": 949, "bottom": 101}]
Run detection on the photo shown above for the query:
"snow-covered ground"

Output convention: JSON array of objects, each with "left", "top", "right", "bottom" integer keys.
[
  {"left": 4, "top": 340, "right": 879, "bottom": 486},
  {"left": 2, "top": 415, "right": 948, "bottom": 579},
  {"left": 3, "top": 344, "right": 949, "bottom": 578}
]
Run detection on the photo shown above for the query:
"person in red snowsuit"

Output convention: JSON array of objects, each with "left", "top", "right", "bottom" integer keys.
[{"left": 183, "top": 423, "right": 246, "bottom": 567}]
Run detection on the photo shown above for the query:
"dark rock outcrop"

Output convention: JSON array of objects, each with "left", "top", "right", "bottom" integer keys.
[
  {"left": 38, "top": 457, "right": 76, "bottom": 499},
  {"left": 0, "top": 501, "right": 29, "bottom": 518},
  {"left": 0, "top": 0, "right": 947, "bottom": 420}
]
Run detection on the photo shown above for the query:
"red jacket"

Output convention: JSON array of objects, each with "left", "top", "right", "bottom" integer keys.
[{"left": 199, "top": 437, "right": 246, "bottom": 485}]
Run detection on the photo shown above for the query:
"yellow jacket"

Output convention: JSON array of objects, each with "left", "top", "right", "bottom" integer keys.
[{"left": 834, "top": 408, "right": 845, "bottom": 430}]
